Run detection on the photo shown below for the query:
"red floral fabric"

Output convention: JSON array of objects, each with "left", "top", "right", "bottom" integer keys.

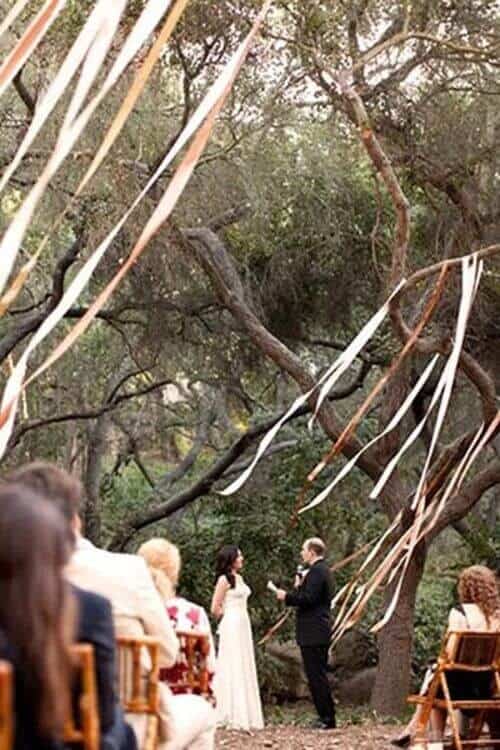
[{"left": 160, "top": 596, "right": 216, "bottom": 699}]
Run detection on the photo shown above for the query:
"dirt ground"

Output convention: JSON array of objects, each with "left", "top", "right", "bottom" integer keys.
[{"left": 216, "top": 723, "right": 399, "bottom": 749}]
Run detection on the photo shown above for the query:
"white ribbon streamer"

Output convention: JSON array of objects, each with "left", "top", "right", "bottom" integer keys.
[
  {"left": 0, "top": 0, "right": 176, "bottom": 296},
  {"left": 0, "top": 0, "right": 67, "bottom": 100},
  {"left": 411, "top": 255, "right": 482, "bottom": 509},
  {"left": 308, "top": 280, "right": 406, "bottom": 430},
  {"left": 0, "top": 0, "right": 129, "bottom": 294},
  {"left": 371, "top": 255, "right": 482, "bottom": 633},
  {"left": 0, "top": 0, "right": 113, "bottom": 195},
  {"left": 370, "top": 258, "right": 482, "bottom": 501},
  {"left": 0, "top": 0, "right": 274, "bottom": 456},
  {"left": 221, "top": 279, "right": 406, "bottom": 496},
  {"left": 0, "top": 0, "right": 32, "bottom": 41},
  {"left": 299, "top": 355, "right": 440, "bottom": 513}
]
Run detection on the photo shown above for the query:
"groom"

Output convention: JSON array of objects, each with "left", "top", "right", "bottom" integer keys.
[{"left": 275, "top": 537, "right": 336, "bottom": 730}]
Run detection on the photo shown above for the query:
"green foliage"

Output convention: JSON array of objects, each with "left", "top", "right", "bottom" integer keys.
[
  {"left": 412, "top": 574, "right": 455, "bottom": 680},
  {"left": 226, "top": 125, "right": 385, "bottom": 335},
  {"left": 265, "top": 703, "right": 403, "bottom": 726}
]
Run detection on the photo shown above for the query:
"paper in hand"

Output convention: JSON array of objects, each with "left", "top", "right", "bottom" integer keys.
[{"left": 267, "top": 580, "right": 278, "bottom": 593}]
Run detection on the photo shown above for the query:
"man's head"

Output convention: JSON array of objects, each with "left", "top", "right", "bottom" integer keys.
[
  {"left": 5, "top": 461, "right": 83, "bottom": 536},
  {"left": 300, "top": 537, "right": 326, "bottom": 565}
]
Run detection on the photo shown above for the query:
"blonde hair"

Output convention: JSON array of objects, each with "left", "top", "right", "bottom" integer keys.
[
  {"left": 458, "top": 565, "right": 500, "bottom": 625},
  {"left": 138, "top": 538, "right": 181, "bottom": 601}
]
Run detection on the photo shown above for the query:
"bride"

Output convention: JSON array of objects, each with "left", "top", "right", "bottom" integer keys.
[{"left": 211, "top": 545, "right": 264, "bottom": 730}]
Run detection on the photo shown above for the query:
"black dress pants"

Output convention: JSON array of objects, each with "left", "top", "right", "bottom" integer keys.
[{"left": 300, "top": 645, "right": 336, "bottom": 727}]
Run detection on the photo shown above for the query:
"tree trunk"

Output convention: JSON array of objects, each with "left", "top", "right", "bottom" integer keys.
[
  {"left": 371, "top": 550, "right": 426, "bottom": 715},
  {"left": 82, "top": 414, "right": 109, "bottom": 545}
]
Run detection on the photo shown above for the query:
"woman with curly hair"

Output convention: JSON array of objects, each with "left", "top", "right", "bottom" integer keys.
[{"left": 392, "top": 565, "right": 500, "bottom": 747}]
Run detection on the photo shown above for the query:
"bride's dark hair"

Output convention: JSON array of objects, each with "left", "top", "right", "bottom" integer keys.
[{"left": 215, "top": 545, "right": 239, "bottom": 588}]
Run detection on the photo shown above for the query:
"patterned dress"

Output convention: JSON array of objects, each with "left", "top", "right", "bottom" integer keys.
[{"left": 159, "top": 596, "right": 216, "bottom": 699}]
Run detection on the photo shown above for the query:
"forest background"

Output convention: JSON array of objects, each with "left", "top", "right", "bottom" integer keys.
[{"left": 0, "top": 0, "right": 499, "bottom": 718}]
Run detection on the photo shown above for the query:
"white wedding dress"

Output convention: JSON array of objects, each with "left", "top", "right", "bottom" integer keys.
[{"left": 214, "top": 574, "right": 264, "bottom": 730}]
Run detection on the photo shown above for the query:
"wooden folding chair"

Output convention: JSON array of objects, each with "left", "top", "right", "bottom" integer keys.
[
  {"left": 116, "top": 636, "right": 160, "bottom": 750},
  {"left": 64, "top": 643, "right": 100, "bottom": 750},
  {"left": 408, "top": 630, "right": 500, "bottom": 749},
  {"left": 0, "top": 661, "right": 13, "bottom": 750},
  {"left": 161, "top": 631, "right": 211, "bottom": 698}
]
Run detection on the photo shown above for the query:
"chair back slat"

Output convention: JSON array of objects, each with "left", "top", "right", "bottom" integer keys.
[
  {"left": 63, "top": 644, "right": 100, "bottom": 750},
  {"left": 0, "top": 647, "right": 100, "bottom": 750},
  {"left": 116, "top": 636, "right": 160, "bottom": 715},
  {"left": 445, "top": 631, "right": 500, "bottom": 670},
  {"left": 0, "top": 661, "right": 13, "bottom": 750}
]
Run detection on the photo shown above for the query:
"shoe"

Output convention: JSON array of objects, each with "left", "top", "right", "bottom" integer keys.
[
  {"left": 310, "top": 719, "right": 336, "bottom": 730},
  {"left": 390, "top": 733, "right": 411, "bottom": 748}
]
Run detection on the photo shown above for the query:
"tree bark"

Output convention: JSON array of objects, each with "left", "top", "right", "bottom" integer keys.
[
  {"left": 371, "top": 551, "right": 426, "bottom": 714},
  {"left": 82, "top": 414, "right": 109, "bottom": 545}
]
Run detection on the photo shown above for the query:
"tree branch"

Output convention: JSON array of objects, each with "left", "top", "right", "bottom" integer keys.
[
  {"left": 107, "top": 363, "right": 377, "bottom": 550},
  {"left": 429, "top": 459, "right": 500, "bottom": 540},
  {"left": 0, "top": 233, "right": 85, "bottom": 364},
  {"left": 8, "top": 377, "right": 173, "bottom": 451},
  {"left": 390, "top": 290, "right": 498, "bottom": 423},
  {"left": 12, "top": 68, "right": 36, "bottom": 117},
  {"left": 183, "top": 225, "right": 385, "bottom": 484},
  {"left": 339, "top": 80, "right": 411, "bottom": 286},
  {"left": 153, "top": 406, "right": 216, "bottom": 496},
  {"left": 208, "top": 203, "right": 252, "bottom": 232}
]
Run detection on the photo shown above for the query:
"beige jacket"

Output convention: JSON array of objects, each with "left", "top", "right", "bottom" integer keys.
[{"left": 66, "top": 536, "right": 179, "bottom": 667}]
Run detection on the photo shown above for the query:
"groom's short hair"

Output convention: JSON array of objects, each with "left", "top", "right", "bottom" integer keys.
[{"left": 305, "top": 537, "right": 326, "bottom": 557}]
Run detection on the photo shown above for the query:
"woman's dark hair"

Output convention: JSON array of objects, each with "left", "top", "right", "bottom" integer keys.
[
  {"left": 215, "top": 545, "right": 240, "bottom": 588},
  {"left": 0, "top": 483, "right": 75, "bottom": 737}
]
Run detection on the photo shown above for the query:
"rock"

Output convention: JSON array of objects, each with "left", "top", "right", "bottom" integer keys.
[
  {"left": 330, "top": 628, "right": 377, "bottom": 705},
  {"left": 263, "top": 629, "right": 378, "bottom": 705},
  {"left": 336, "top": 666, "right": 376, "bottom": 706},
  {"left": 330, "top": 629, "right": 377, "bottom": 681},
  {"left": 264, "top": 641, "right": 310, "bottom": 700}
]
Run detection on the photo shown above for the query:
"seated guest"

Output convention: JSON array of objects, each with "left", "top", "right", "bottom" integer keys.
[
  {"left": 392, "top": 565, "right": 500, "bottom": 747},
  {"left": 0, "top": 484, "right": 75, "bottom": 750},
  {"left": 11, "top": 462, "right": 216, "bottom": 750},
  {"left": 138, "top": 539, "right": 216, "bottom": 699},
  {"left": 2, "top": 478, "right": 136, "bottom": 750}
]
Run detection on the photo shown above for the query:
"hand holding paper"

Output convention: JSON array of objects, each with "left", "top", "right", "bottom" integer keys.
[{"left": 268, "top": 581, "right": 287, "bottom": 601}]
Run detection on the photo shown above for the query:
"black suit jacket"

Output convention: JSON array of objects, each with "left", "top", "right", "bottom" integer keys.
[
  {"left": 73, "top": 586, "right": 136, "bottom": 750},
  {"left": 73, "top": 586, "right": 117, "bottom": 732},
  {"left": 285, "top": 559, "right": 333, "bottom": 646}
]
